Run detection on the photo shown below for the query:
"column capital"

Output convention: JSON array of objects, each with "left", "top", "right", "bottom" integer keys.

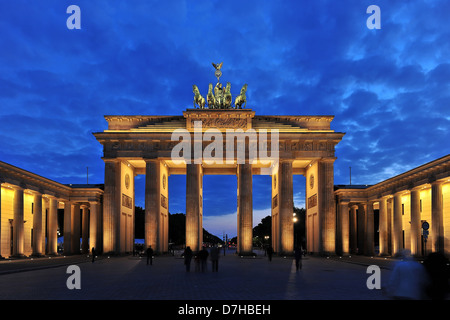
[
  {"left": 144, "top": 158, "right": 160, "bottom": 163},
  {"left": 431, "top": 179, "right": 445, "bottom": 186},
  {"left": 103, "top": 158, "right": 120, "bottom": 163},
  {"left": 320, "top": 156, "right": 337, "bottom": 162}
]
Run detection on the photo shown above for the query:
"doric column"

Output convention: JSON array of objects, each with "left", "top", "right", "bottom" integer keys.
[
  {"left": 32, "top": 192, "right": 44, "bottom": 256},
  {"left": 63, "top": 201, "right": 73, "bottom": 255},
  {"left": 318, "top": 159, "right": 335, "bottom": 254},
  {"left": 103, "top": 159, "right": 120, "bottom": 254},
  {"left": 145, "top": 159, "right": 169, "bottom": 253},
  {"left": 350, "top": 205, "right": 358, "bottom": 254},
  {"left": 410, "top": 188, "right": 421, "bottom": 256},
  {"left": 339, "top": 201, "right": 350, "bottom": 255},
  {"left": 378, "top": 196, "right": 388, "bottom": 256},
  {"left": 365, "top": 201, "right": 375, "bottom": 256},
  {"left": 431, "top": 181, "right": 444, "bottom": 253},
  {"left": 12, "top": 186, "right": 24, "bottom": 257},
  {"left": 81, "top": 205, "right": 89, "bottom": 254},
  {"left": 89, "top": 201, "right": 101, "bottom": 253},
  {"left": 392, "top": 192, "right": 403, "bottom": 256},
  {"left": 47, "top": 196, "right": 58, "bottom": 255},
  {"left": 237, "top": 163, "right": 253, "bottom": 255},
  {"left": 72, "top": 203, "right": 81, "bottom": 254},
  {"left": 357, "top": 203, "right": 366, "bottom": 255},
  {"left": 278, "top": 160, "right": 294, "bottom": 254},
  {"left": 186, "top": 163, "right": 203, "bottom": 252}
]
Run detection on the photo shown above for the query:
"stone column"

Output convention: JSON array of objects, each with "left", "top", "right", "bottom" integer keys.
[
  {"left": 339, "top": 201, "right": 350, "bottom": 255},
  {"left": 146, "top": 159, "right": 169, "bottom": 253},
  {"left": 47, "top": 197, "right": 58, "bottom": 255},
  {"left": 278, "top": 160, "right": 294, "bottom": 254},
  {"left": 32, "top": 192, "right": 44, "bottom": 257},
  {"left": 64, "top": 201, "right": 73, "bottom": 255},
  {"left": 350, "top": 205, "right": 357, "bottom": 254},
  {"left": 431, "top": 181, "right": 444, "bottom": 253},
  {"left": 186, "top": 163, "right": 203, "bottom": 252},
  {"left": 378, "top": 197, "right": 388, "bottom": 256},
  {"left": 12, "top": 186, "right": 24, "bottom": 257},
  {"left": 365, "top": 201, "right": 375, "bottom": 256},
  {"left": 72, "top": 203, "right": 81, "bottom": 254},
  {"left": 410, "top": 188, "right": 421, "bottom": 256},
  {"left": 237, "top": 163, "right": 253, "bottom": 255},
  {"left": 103, "top": 159, "right": 120, "bottom": 254},
  {"left": 392, "top": 192, "right": 403, "bottom": 256},
  {"left": 89, "top": 201, "right": 100, "bottom": 253},
  {"left": 81, "top": 205, "right": 89, "bottom": 254},
  {"left": 318, "top": 159, "right": 335, "bottom": 254},
  {"left": 357, "top": 203, "right": 366, "bottom": 255}
]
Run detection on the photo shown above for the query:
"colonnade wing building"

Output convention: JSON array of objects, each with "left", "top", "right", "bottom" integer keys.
[
  {"left": 335, "top": 154, "right": 450, "bottom": 257},
  {"left": 92, "top": 109, "right": 345, "bottom": 256},
  {"left": 0, "top": 161, "right": 103, "bottom": 258}
]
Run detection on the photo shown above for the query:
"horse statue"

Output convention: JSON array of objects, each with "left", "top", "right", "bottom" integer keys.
[
  {"left": 207, "top": 83, "right": 216, "bottom": 109},
  {"left": 193, "top": 85, "right": 205, "bottom": 109},
  {"left": 214, "top": 82, "right": 224, "bottom": 108},
  {"left": 224, "top": 82, "right": 232, "bottom": 108},
  {"left": 234, "top": 84, "right": 247, "bottom": 109}
]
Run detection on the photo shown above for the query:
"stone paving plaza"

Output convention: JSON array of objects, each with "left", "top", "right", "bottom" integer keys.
[{"left": 0, "top": 249, "right": 395, "bottom": 301}]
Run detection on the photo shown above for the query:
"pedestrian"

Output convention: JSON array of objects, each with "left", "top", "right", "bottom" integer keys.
[
  {"left": 423, "top": 252, "right": 450, "bottom": 300},
  {"left": 294, "top": 247, "right": 302, "bottom": 271},
  {"left": 210, "top": 245, "right": 220, "bottom": 272},
  {"left": 386, "top": 249, "right": 429, "bottom": 299},
  {"left": 146, "top": 246, "right": 154, "bottom": 266},
  {"left": 267, "top": 246, "right": 274, "bottom": 262},
  {"left": 91, "top": 247, "right": 96, "bottom": 263},
  {"left": 199, "top": 247, "right": 209, "bottom": 272},
  {"left": 184, "top": 246, "right": 193, "bottom": 272}
]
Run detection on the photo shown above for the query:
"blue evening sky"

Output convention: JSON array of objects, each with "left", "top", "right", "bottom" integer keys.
[{"left": 1, "top": 1, "right": 449, "bottom": 238}]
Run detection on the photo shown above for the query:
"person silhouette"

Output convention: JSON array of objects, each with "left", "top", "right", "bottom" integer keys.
[
  {"left": 184, "top": 246, "right": 193, "bottom": 272},
  {"left": 423, "top": 252, "right": 450, "bottom": 300},
  {"left": 146, "top": 246, "right": 154, "bottom": 266},
  {"left": 210, "top": 245, "right": 220, "bottom": 272},
  {"left": 267, "top": 246, "right": 274, "bottom": 262},
  {"left": 294, "top": 247, "right": 303, "bottom": 271},
  {"left": 387, "top": 249, "right": 429, "bottom": 299}
]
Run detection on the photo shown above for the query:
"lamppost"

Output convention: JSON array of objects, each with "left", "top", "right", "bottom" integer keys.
[
  {"left": 264, "top": 235, "right": 269, "bottom": 256},
  {"left": 293, "top": 213, "right": 298, "bottom": 248}
]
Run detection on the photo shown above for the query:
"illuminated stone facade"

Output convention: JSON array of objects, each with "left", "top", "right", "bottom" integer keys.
[
  {"left": 93, "top": 109, "right": 345, "bottom": 255},
  {"left": 0, "top": 161, "right": 103, "bottom": 258},
  {"left": 2, "top": 110, "right": 448, "bottom": 259},
  {"left": 335, "top": 155, "right": 450, "bottom": 257}
]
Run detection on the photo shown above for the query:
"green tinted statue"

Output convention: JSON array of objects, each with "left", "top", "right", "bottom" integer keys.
[
  {"left": 224, "top": 82, "right": 232, "bottom": 109},
  {"left": 207, "top": 83, "right": 216, "bottom": 109},
  {"left": 234, "top": 84, "right": 247, "bottom": 109},
  {"left": 193, "top": 85, "right": 205, "bottom": 109}
]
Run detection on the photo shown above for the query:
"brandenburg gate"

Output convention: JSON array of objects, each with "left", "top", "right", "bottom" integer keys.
[{"left": 93, "top": 64, "right": 345, "bottom": 256}]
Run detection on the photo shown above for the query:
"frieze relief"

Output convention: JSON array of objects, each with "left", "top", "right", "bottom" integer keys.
[{"left": 191, "top": 118, "right": 247, "bottom": 129}]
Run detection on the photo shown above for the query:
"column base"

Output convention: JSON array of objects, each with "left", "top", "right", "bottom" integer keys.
[{"left": 11, "top": 254, "right": 27, "bottom": 259}]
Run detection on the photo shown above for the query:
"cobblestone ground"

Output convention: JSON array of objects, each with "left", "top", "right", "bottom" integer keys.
[{"left": 0, "top": 250, "right": 393, "bottom": 300}]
